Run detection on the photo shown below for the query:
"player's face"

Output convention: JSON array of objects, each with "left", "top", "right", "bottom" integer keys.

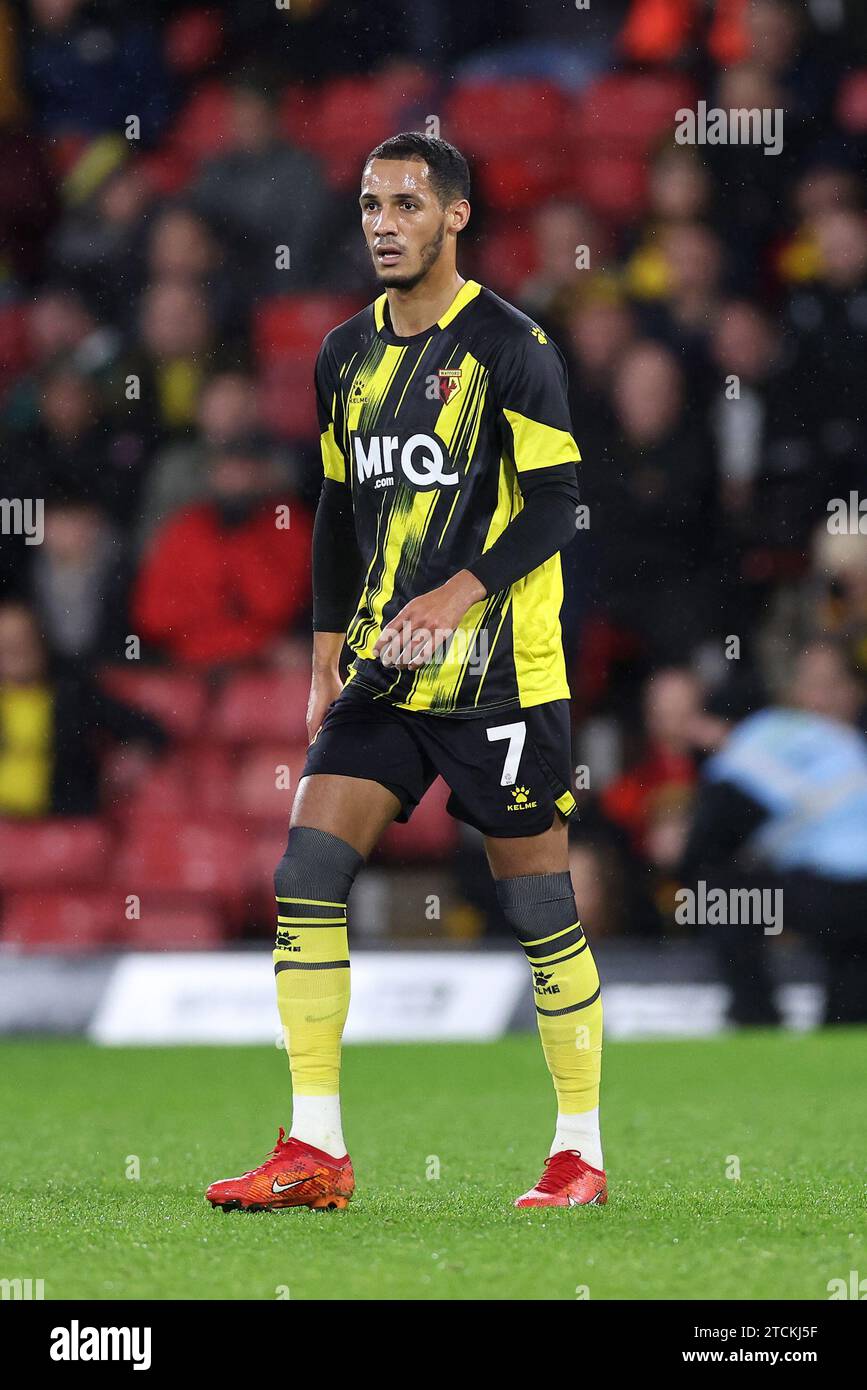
[{"left": 360, "top": 159, "right": 448, "bottom": 290}]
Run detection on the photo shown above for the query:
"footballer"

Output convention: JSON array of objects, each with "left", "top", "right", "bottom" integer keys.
[{"left": 206, "top": 133, "right": 606, "bottom": 1213}]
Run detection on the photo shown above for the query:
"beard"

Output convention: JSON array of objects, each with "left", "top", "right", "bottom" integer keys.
[{"left": 372, "top": 221, "right": 445, "bottom": 290}]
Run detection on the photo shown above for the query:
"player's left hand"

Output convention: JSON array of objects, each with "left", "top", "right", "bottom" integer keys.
[{"left": 374, "top": 569, "right": 486, "bottom": 669}]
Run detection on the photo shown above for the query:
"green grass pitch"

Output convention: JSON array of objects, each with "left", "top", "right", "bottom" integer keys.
[{"left": 1, "top": 1030, "right": 864, "bottom": 1300}]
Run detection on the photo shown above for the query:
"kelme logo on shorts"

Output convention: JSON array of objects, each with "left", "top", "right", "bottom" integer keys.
[
  {"left": 506, "top": 785, "right": 537, "bottom": 811},
  {"left": 354, "top": 435, "right": 459, "bottom": 489}
]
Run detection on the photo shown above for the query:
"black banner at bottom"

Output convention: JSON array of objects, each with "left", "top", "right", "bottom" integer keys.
[{"left": 5, "top": 1298, "right": 863, "bottom": 1373}]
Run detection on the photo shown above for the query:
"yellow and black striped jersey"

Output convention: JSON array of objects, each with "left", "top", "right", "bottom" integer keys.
[{"left": 315, "top": 278, "right": 581, "bottom": 717}]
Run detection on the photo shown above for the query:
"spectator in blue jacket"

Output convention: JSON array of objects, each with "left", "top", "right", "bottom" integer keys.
[{"left": 682, "top": 641, "right": 867, "bottom": 1026}]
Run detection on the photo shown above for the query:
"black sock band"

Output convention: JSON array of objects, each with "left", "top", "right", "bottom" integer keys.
[
  {"left": 494, "top": 870, "right": 583, "bottom": 958},
  {"left": 273, "top": 826, "right": 364, "bottom": 951}
]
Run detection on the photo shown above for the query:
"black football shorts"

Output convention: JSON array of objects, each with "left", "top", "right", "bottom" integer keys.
[{"left": 301, "top": 679, "right": 579, "bottom": 838}]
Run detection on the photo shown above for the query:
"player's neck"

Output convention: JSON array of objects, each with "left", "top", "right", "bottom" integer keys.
[{"left": 385, "top": 266, "right": 465, "bottom": 338}]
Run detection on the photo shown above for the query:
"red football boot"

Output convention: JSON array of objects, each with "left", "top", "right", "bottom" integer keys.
[
  {"left": 206, "top": 1128, "right": 354, "bottom": 1212},
  {"left": 514, "top": 1149, "right": 608, "bottom": 1208}
]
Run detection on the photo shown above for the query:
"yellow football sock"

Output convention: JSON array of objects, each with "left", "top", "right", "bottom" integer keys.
[
  {"left": 272, "top": 827, "right": 362, "bottom": 1099},
  {"left": 274, "top": 903, "right": 350, "bottom": 1096},
  {"left": 523, "top": 920, "right": 603, "bottom": 1115},
  {"left": 494, "top": 870, "right": 603, "bottom": 1117}
]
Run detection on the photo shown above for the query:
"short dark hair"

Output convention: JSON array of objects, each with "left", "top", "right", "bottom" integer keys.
[{"left": 364, "top": 132, "right": 470, "bottom": 207}]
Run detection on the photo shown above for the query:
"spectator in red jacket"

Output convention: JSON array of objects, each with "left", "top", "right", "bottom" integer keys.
[
  {"left": 133, "top": 437, "right": 312, "bottom": 668},
  {"left": 602, "top": 668, "right": 722, "bottom": 867}
]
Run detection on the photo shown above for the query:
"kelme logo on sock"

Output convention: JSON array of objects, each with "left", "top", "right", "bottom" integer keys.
[{"left": 533, "top": 969, "right": 560, "bottom": 997}]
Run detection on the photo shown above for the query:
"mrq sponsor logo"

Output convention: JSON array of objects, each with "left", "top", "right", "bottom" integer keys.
[
  {"left": 354, "top": 434, "right": 459, "bottom": 489},
  {"left": 50, "top": 1321, "right": 152, "bottom": 1371}
]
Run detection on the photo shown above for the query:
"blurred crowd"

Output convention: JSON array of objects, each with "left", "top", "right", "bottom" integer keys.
[{"left": 1, "top": 0, "right": 867, "bottom": 969}]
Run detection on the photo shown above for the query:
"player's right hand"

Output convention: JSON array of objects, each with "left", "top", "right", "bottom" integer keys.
[{"left": 306, "top": 674, "right": 343, "bottom": 745}]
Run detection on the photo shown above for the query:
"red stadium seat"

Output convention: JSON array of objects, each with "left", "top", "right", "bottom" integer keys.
[
  {"left": 563, "top": 150, "right": 649, "bottom": 223},
  {"left": 0, "top": 301, "right": 30, "bottom": 353},
  {"left": 187, "top": 743, "right": 236, "bottom": 816},
  {"left": 259, "top": 360, "right": 318, "bottom": 440},
  {"left": 232, "top": 742, "right": 308, "bottom": 824},
  {"left": 376, "top": 778, "right": 458, "bottom": 862},
  {"left": 118, "top": 745, "right": 233, "bottom": 823},
  {"left": 300, "top": 75, "right": 435, "bottom": 186},
  {"left": 123, "top": 895, "right": 225, "bottom": 949},
  {"left": 0, "top": 303, "right": 33, "bottom": 394},
  {"left": 281, "top": 70, "right": 433, "bottom": 157},
  {"left": 139, "top": 147, "right": 196, "bottom": 197},
  {"left": 245, "top": 823, "right": 288, "bottom": 900},
  {"left": 253, "top": 295, "right": 363, "bottom": 437},
  {"left": 836, "top": 70, "right": 867, "bottom": 135},
  {"left": 171, "top": 80, "right": 233, "bottom": 164},
  {"left": 0, "top": 820, "right": 110, "bottom": 891},
  {"left": 164, "top": 8, "right": 224, "bottom": 75},
  {"left": 100, "top": 667, "right": 210, "bottom": 739},
  {"left": 0, "top": 890, "right": 118, "bottom": 951},
  {"left": 446, "top": 81, "right": 567, "bottom": 158},
  {"left": 113, "top": 817, "right": 247, "bottom": 900},
  {"left": 475, "top": 225, "right": 538, "bottom": 298},
  {"left": 254, "top": 294, "right": 363, "bottom": 364},
  {"left": 46, "top": 132, "right": 89, "bottom": 180},
  {"left": 476, "top": 148, "right": 569, "bottom": 213},
  {"left": 571, "top": 72, "right": 698, "bottom": 156},
  {"left": 114, "top": 751, "right": 192, "bottom": 822},
  {"left": 209, "top": 670, "right": 310, "bottom": 744},
  {"left": 619, "top": 0, "right": 699, "bottom": 64},
  {"left": 277, "top": 84, "right": 319, "bottom": 149},
  {"left": 306, "top": 78, "right": 398, "bottom": 176},
  {"left": 0, "top": 889, "right": 226, "bottom": 950},
  {"left": 255, "top": 296, "right": 364, "bottom": 436},
  {"left": 310, "top": 76, "right": 394, "bottom": 141}
]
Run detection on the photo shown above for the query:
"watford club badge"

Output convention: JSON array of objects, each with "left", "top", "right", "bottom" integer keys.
[{"left": 437, "top": 369, "right": 462, "bottom": 404}]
